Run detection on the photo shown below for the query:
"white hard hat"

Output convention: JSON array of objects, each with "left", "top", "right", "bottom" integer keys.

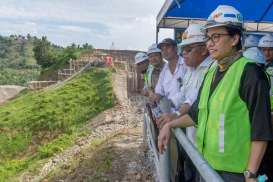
[
  {"left": 205, "top": 5, "right": 243, "bottom": 30},
  {"left": 244, "top": 35, "right": 259, "bottom": 48},
  {"left": 147, "top": 43, "right": 161, "bottom": 55},
  {"left": 243, "top": 47, "right": 265, "bottom": 64},
  {"left": 134, "top": 52, "right": 148, "bottom": 64},
  {"left": 179, "top": 24, "right": 206, "bottom": 47},
  {"left": 258, "top": 34, "right": 273, "bottom": 48}
]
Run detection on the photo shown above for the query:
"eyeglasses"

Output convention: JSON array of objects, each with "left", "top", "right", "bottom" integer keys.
[
  {"left": 205, "top": 33, "right": 230, "bottom": 44},
  {"left": 182, "top": 44, "right": 204, "bottom": 54}
]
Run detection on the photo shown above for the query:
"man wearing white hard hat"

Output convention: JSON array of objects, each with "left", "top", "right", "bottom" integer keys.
[
  {"left": 134, "top": 52, "right": 149, "bottom": 92},
  {"left": 259, "top": 34, "right": 273, "bottom": 66},
  {"left": 158, "top": 5, "right": 272, "bottom": 182},
  {"left": 147, "top": 43, "right": 164, "bottom": 67},
  {"left": 134, "top": 52, "right": 148, "bottom": 65},
  {"left": 157, "top": 24, "right": 213, "bottom": 143},
  {"left": 143, "top": 43, "right": 164, "bottom": 95},
  {"left": 258, "top": 33, "right": 273, "bottom": 181},
  {"left": 143, "top": 44, "right": 164, "bottom": 125}
]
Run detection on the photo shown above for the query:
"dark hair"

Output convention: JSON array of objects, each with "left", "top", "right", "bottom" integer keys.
[{"left": 225, "top": 27, "right": 242, "bottom": 51}]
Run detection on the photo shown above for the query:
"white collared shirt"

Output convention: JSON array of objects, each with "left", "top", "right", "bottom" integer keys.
[
  {"left": 182, "top": 56, "right": 214, "bottom": 106},
  {"left": 155, "top": 56, "right": 187, "bottom": 109}
]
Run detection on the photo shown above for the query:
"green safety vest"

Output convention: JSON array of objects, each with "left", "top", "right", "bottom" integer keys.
[
  {"left": 196, "top": 57, "right": 251, "bottom": 173},
  {"left": 144, "top": 64, "right": 154, "bottom": 90},
  {"left": 266, "top": 66, "right": 273, "bottom": 109}
]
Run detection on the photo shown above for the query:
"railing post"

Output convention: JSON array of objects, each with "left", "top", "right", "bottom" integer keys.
[
  {"left": 144, "top": 111, "right": 170, "bottom": 182},
  {"left": 158, "top": 143, "right": 171, "bottom": 182},
  {"left": 158, "top": 97, "right": 172, "bottom": 182}
]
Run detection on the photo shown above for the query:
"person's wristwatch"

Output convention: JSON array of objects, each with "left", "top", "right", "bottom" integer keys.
[
  {"left": 175, "top": 111, "right": 181, "bottom": 117},
  {"left": 243, "top": 170, "right": 257, "bottom": 179}
]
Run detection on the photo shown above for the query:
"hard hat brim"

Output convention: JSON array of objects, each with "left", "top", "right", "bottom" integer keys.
[
  {"left": 147, "top": 50, "right": 161, "bottom": 55},
  {"left": 135, "top": 59, "right": 148, "bottom": 64},
  {"left": 258, "top": 44, "right": 273, "bottom": 48},
  {"left": 204, "top": 22, "right": 243, "bottom": 31},
  {"left": 179, "top": 38, "right": 206, "bottom": 47}
]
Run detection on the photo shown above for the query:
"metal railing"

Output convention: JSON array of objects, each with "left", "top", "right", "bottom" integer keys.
[
  {"left": 143, "top": 107, "right": 224, "bottom": 182},
  {"left": 144, "top": 110, "right": 171, "bottom": 181}
]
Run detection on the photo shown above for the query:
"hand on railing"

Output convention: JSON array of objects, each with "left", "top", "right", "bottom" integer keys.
[
  {"left": 158, "top": 123, "right": 171, "bottom": 154},
  {"left": 148, "top": 92, "right": 161, "bottom": 103},
  {"left": 156, "top": 113, "right": 176, "bottom": 129}
]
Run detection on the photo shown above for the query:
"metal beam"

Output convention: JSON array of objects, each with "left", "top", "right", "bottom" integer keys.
[{"left": 156, "top": 0, "right": 174, "bottom": 27}]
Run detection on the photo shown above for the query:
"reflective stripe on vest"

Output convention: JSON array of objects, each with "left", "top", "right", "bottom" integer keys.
[{"left": 196, "top": 57, "right": 251, "bottom": 173}]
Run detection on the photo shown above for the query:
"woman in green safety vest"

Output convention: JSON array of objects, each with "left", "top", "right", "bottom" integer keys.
[{"left": 157, "top": 5, "right": 273, "bottom": 182}]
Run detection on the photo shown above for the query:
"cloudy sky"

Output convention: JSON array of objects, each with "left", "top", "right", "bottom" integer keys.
[{"left": 0, "top": 0, "right": 173, "bottom": 51}]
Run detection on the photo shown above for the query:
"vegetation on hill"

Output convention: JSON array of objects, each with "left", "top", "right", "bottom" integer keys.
[
  {"left": 0, "top": 34, "right": 93, "bottom": 86},
  {"left": 0, "top": 35, "right": 40, "bottom": 86},
  {"left": 33, "top": 36, "right": 93, "bottom": 69}
]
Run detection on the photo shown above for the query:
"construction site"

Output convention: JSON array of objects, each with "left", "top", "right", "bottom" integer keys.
[{"left": 0, "top": 48, "right": 155, "bottom": 182}]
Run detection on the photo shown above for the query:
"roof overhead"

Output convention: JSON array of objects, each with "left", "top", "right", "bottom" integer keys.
[{"left": 157, "top": 0, "right": 273, "bottom": 32}]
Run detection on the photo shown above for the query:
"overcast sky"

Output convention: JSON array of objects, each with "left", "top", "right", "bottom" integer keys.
[{"left": 0, "top": 0, "right": 173, "bottom": 51}]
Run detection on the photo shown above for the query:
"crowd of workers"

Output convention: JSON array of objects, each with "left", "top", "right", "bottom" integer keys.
[{"left": 134, "top": 4, "right": 273, "bottom": 182}]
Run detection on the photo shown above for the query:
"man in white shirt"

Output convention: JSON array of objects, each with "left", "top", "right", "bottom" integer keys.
[
  {"left": 149, "top": 38, "right": 187, "bottom": 112},
  {"left": 157, "top": 24, "right": 213, "bottom": 139},
  {"left": 148, "top": 38, "right": 187, "bottom": 182},
  {"left": 156, "top": 24, "right": 213, "bottom": 182}
]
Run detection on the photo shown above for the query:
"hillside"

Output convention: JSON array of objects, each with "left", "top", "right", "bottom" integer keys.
[{"left": 0, "top": 68, "right": 114, "bottom": 181}]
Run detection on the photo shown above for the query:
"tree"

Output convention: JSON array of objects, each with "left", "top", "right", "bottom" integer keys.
[
  {"left": 82, "top": 43, "right": 93, "bottom": 50},
  {"left": 27, "top": 33, "right": 31, "bottom": 40},
  {"left": 33, "top": 36, "right": 54, "bottom": 68}
]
